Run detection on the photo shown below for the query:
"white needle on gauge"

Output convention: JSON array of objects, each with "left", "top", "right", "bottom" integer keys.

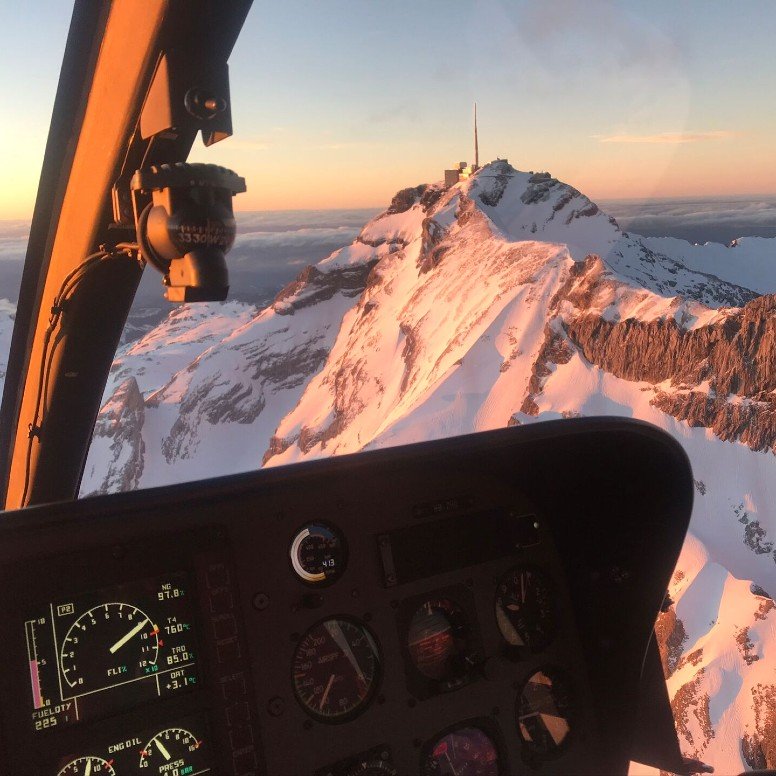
[
  {"left": 109, "top": 618, "right": 148, "bottom": 654},
  {"left": 326, "top": 621, "right": 365, "bottom": 683},
  {"left": 85, "top": 760, "right": 92, "bottom": 776},
  {"left": 155, "top": 736, "right": 172, "bottom": 761},
  {"left": 320, "top": 673, "right": 335, "bottom": 710},
  {"left": 443, "top": 750, "right": 459, "bottom": 776}
]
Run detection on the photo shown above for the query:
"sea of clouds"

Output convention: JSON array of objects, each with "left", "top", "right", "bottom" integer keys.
[
  {"left": 601, "top": 196, "right": 776, "bottom": 245},
  {"left": 0, "top": 198, "right": 773, "bottom": 307}
]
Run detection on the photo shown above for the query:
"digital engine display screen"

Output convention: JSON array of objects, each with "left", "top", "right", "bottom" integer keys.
[
  {"left": 25, "top": 572, "right": 199, "bottom": 733},
  {"left": 52, "top": 713, "right": 212, "bottom": 776}
]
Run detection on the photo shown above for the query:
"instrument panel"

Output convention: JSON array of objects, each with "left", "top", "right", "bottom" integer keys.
[
  {"left": 0, "top": 420, "right": 694, "bottom": 775},
  {"left": 27, "top": 572, "right": 198, "bottom": 733}
]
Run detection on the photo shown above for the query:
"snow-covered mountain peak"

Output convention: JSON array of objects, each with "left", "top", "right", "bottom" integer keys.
[{"left": 79, "top": 165, "right": 776, "bottom": 774}]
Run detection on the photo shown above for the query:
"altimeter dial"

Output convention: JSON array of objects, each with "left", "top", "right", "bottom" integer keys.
[
  {"left": 57, "top": 756, "right": 116, "bottom": 776},
  {"left": 60, "top": 603, "right": 159, "bottom": 693}
]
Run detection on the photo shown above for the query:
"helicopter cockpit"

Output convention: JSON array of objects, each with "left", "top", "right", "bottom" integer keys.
[{"left": 0, "top": 2, "right": 748, "bottom": 774}]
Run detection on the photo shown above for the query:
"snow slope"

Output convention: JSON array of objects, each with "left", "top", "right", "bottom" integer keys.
[{"left": 81, "top": 161, "right": 776, "bottom": 773}]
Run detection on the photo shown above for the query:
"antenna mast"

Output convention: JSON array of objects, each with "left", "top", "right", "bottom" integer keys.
[{"left": 474, "top": 102, "right": 479, "bottom": 169}]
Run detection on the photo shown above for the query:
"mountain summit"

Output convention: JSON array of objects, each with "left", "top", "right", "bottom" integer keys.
[{"left": 82, "top": 160, "right": 776, "bottom": 773}]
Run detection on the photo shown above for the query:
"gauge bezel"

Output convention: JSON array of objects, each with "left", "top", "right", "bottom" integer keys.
[
  {"left": 291, "top": 615, "right": 382, "bottom": 724},
  {"left": 59, "top": 601, "right": 161, "bottom": 693},
  {"left": 395, "top": 585, "right": 483, "bottom": 700},
  {"left": 139, "top": 725, "right": 211, "bottom": 772},
  {"left": 515, "top": 665, "right": 575, "bottom": 763},
  {"left": 420, "top": 717, "right": 507, "bottom": 776},
  {"left": 57, "top": 755, "right": 117, "bottom": 776},
  {"left": 315, "top": 744, "right": 396, "bottom": 776},
  {"left": 494, "top": 563, "right": 557, "bottom": 658},
  {"left": 288, "top": 521, "right": 349, "bottom": 587}
]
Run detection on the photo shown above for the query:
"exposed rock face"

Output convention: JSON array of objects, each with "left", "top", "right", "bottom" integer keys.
[
  {"left": 478, "top": 161, "right": 512, "bottom": 207},
  {"left": 156, "top": 325, "right": 335, "bottom": 464},
  {"left": 742, "top": 684, "right": 776, "bottom": 770},
  {"left": 385, "top": 185, "right": 427, "bottom": 215},
  {"left": 735, "top": 627, "right": 760, "bottom": 665},
  {"left": 567, "top": 294, "right": 776, "bottom": 394},
  {"left": 652, "top": 393, "right": 776, "bottom": 454},
  {"left": 272, "top": 262, "right": 378, "bottom": 315},
  {"left": 418, "top": 216, "right": 449, "bottom": 274},
  {"left": 671, "top": 670, "right": 715, "bottom": 760},
  {"left": 754, "top": 596, "right": 775, "bottom": 620},
  {"left": 384, "top": 183, "right": 444, "bottom": 215},
  {"left": 565, "top": 293, "right": 776, "bottom": 453},
  {"left": 520, "top": 324, "right": 574, "bottom": 416},
  {"left": 655, "top": 607, "right": 689, "bottom": 678},
  {"left": 81, "top": 377, "right": 145, "bottom": 496}
]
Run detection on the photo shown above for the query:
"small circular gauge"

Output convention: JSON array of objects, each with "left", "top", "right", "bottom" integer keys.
[
  {"left": 290, "top": 522, "right": 347, "bottom": 584},
  {"left": 422, "top": 726, "right": 501, "bottom": 775},
  {"left": 60, "top": 603, "right": 159, "bottom": 692},
  {"left": 292, "top": 617, "right": 380, "bottom": 723},
  {"left": 346, "top": 759, "right": 398, "bottom": 776},
  {"left": 407, "top": 598, "right": 473, "bottom": 682},
  {"left": 58, "top": 756, "right": 116, "bottom": 776},
  {"left": 495, "top": 566, "right": 555, "bottom": 652},
  {"left": 139, "top": 727, "right": 209, "bottom": 775},
  {"left": 517, "top": 668, "right": 574, "bottom": 756}
]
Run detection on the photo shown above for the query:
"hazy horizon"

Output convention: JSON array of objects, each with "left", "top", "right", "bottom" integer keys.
[{"left": 0, "top": 192, "right": 774, "bottom": 316}]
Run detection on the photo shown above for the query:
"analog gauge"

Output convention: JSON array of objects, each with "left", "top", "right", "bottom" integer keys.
[
  {"left": 290, "top": 522, "right": 347, "bottom": 584},
  {"left": 422, "top": 726, "right": 500, "bottom": 776},
  {"left": 517, "top": 668, "right": 574, "bottom": 756},
  {"left": 139, "top": 727, "right": 210, "bottom": 775},
  {"left": 58, "top": 757, "right": 116, "bottom": 776},
  {"left": 407, "top": 598, "right": 473, "bottom": 682},
  {"left": 60, "top": 603, "right": 159, "bottom": 693},
  {"left": 292, "top": 617, "right": 380, "bottom": 722},
  {"left": 346, "top": 760, "right": 398, "bottom": 776},
  {"left": 495, "top": 566, "right": 555, "bottom": 652}
]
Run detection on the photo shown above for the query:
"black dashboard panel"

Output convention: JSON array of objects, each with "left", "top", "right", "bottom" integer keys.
[{"left": 0, "top": 419, "right": 693, "bottom": 775}]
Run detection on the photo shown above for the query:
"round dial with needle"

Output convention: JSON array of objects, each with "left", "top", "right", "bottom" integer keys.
[
  {"left": 139, "top": 727, "right": 210, "bottom": 775},
  {"left": 60, "top": 603, "right": 159, "bottom": 693},
  {"left": 292, "top": 617, "right": 380, "bottom": 722},
  {"left": 495, "top": 566, "right": 555, "bottom": 653},
  {"left": 422, "top": 726, "right": 500, "bottom": 775},
  {"left": 57, "top": 756, "right": 116, "bottom": 776}
]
